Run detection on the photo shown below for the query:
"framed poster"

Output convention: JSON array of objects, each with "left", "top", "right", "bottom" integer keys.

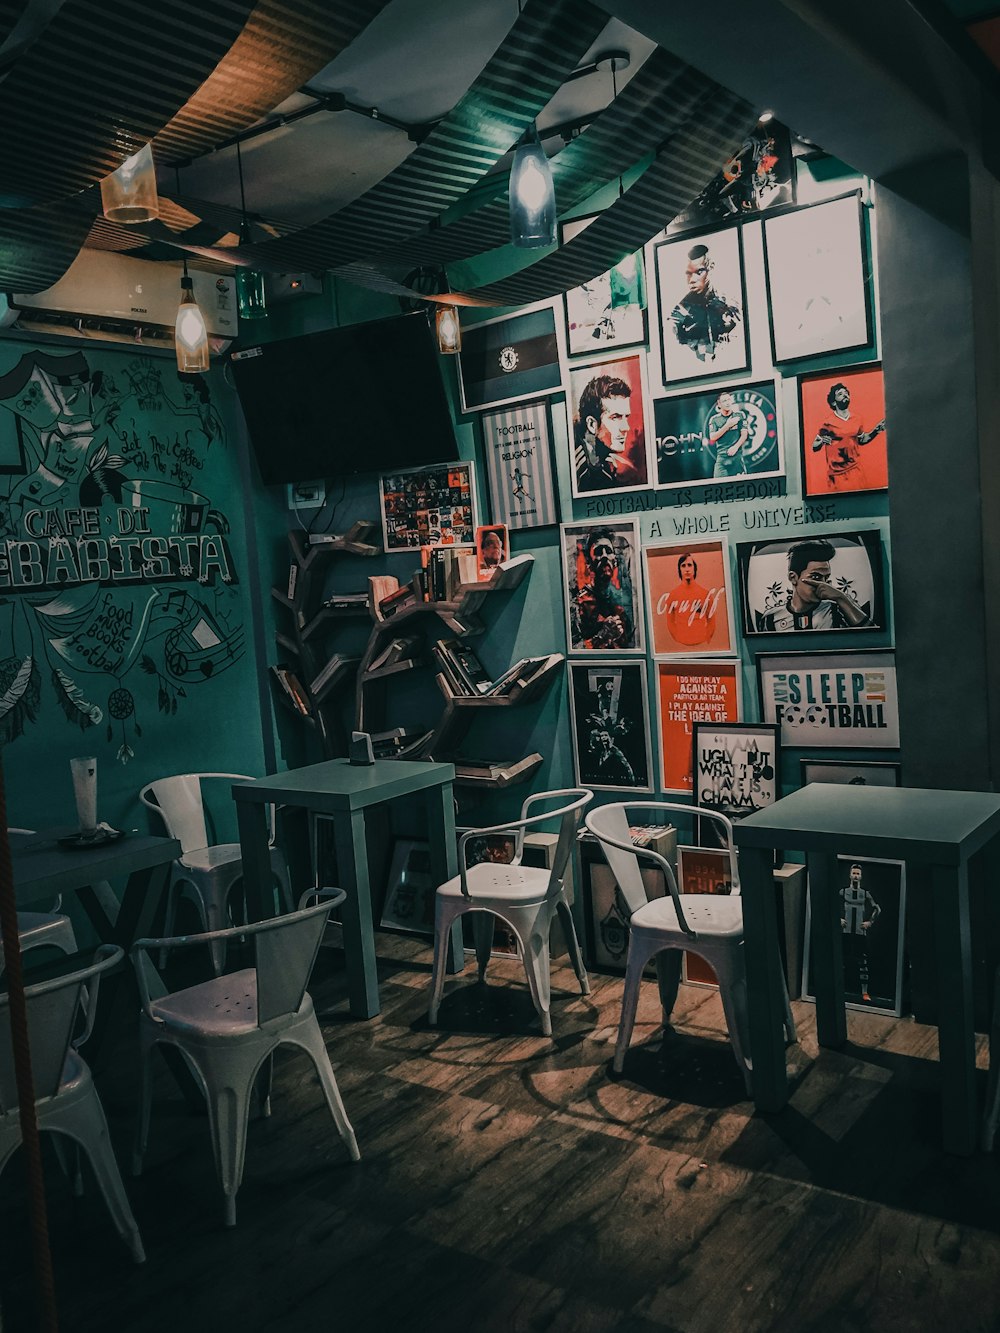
[
  {"left": 480, "top": 399, "right": 558, "bottom": 529},
  {"left": 738, "top": 530, "right": 883, "bottom": 636},
  {"left": 654, "top": 379, "right": 782, "bottom": 490},
  {"left": 568, "top": 660, "right": 653, "bottom": 791},
  {"left": 379, "top": 839, "right": 435, "bottom": 935},
  {"left": 566, "top": 350, "right": 652, "bottom": 497},
  {"left": 763, "top": 193, "right": 872, "bottom": 363},
  {"left": 669, "top": 119, "right": 795, "bottom": 233},
  {"left": 475, "top": 523, "right": 508, "bottom": 578},
  {"left": 677, "top": 844, "right": 734, "bottom": 986},
  {"left": 561, "top": 520, "right": 643, "bottom": 653},
  {"left": 379, "top": 462, "right": 477, "bottom": 552},
  {"left": 644, "top": 538, "right": 736, "bottom": 657},
  {"left": 457, "top": 300, "right": 565, "bottom": 413},
  {"left": 800, "top": 758, "right": 901, "bottom": 787},
  {"left": 692, "top": 722, "right": 780, "bottom": 818},
  {"left": 656, "top": 660, "right": 740, "bottom": 794},
  {"left": 758, "top": 650, "right": 899, "bottom": 749},
  {"left": 798, "top": 364, "right": 887, "bottom": 497},
  {"left": 562, "top": 213, "right": 646, "bottom": 356},
  {"left": 803, "top": 856, "right": 906, "bottom": 1016},
  {"left": 653, "top": 224, "right": 749, "bottom": 386}
]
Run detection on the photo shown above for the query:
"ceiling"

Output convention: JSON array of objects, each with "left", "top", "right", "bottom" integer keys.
[{"left": 0, "top": 0, "right": 997, "bottom": 311}]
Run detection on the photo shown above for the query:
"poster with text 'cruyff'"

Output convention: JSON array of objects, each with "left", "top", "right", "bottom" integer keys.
[{"left": 656, "top": 660, "right": 740, "bottom": 794}]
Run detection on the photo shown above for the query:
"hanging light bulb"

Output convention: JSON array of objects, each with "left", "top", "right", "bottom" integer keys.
[
  {"left": 509, "top": 123, "right": 556, "bottom": 248},
  {"left": 234, "top": 139, "right": 267, "bottom": 320},
  {"left": 435, "top": 303, "right": 461, "bottom": 355},
  {"left": 176, "top": 268, "right": 209, "bottom": 373},
  {"left": 100, "top": 143, "right": 160, "bottom": 224}
]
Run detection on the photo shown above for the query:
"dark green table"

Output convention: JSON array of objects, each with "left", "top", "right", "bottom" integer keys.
[
  {"left": 734, "top": 784, "right": 1000, "bottom": 1156},
  {"left": 232, "top": 759, "right": 460, "bottom": 1019}
]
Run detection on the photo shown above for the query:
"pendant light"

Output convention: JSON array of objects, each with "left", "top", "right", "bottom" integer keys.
[
  {"left": 508, "top": 123, "right": 555, "bottom": 248},
  {"left": 435, "top": 303, "right": 461, "bottom": 355},
  {"left": 234, "top": 139, "right": 267, "bottom": 320},
  {"left": 176, "top": 258, "right": 209, "bottom": 373},
  {"left": 100, "top": 142, "right": 160, "bottom": 224}
]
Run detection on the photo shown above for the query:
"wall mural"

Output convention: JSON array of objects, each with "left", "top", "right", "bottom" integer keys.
[{"left": 0, "top": 348, "right": 244, "bottom": 763}]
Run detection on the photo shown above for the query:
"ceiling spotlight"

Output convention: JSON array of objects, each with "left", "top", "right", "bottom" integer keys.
[
  {"left": 759, "top": 110, "right": 775, "bottom": 124},
  {"left": 509, "top": 123, "right": 556, "bottom": 249},
  {"left": 435, "top": 303, "right": 461, "bottom": 355},
  {"left": 100, "top": 143, "right": 160, "bottom": 224},
  {"left": 175, "top": 267, "right": 209, "bottom": 373}
]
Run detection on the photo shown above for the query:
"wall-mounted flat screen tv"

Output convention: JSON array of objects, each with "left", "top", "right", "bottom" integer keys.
[{"left": 230, "top": 312, "right": 458, "bottom": 484}]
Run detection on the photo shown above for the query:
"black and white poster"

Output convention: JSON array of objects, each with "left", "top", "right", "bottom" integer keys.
[
  {"left": 480, "top": 400, "right": 558, "bottom": 529},
  {"left": 654, "top": 224, "right": 749, "bottom": 386},
  {"left": 458, "top": 301, "right": 565, "bottom": 413},
  {"left": 569, "top": 660, "right": 652, "bottom": 791},
  {"left": 738, "top": 530, "right": 883, "bottom": 635},
  {"left": 758, "top": 650, "right": 900, "bottom": 749},
  {"left": 691, "top": 722, "right": 780, "bottom": 818}
]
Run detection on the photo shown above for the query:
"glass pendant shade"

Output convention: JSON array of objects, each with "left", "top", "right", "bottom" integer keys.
[
  {"left": 435, "top": 304, "right": 461, "bottom": 354},
  {"left": 236, "top": 266, "right": 267, "bottom": 320},
  {"left": 100, "top": 143, "right": 160, "bottom": 224},
  {"left": 175, "top": 277, "right": 210, "bottom": 373},
  {"left": 509, "top": 124, "right": 556, "bottom": 249}
]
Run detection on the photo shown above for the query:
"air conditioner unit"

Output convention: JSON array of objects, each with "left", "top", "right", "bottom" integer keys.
[{"left": 0, "top": 249, "right": 238, "bottom": 353}]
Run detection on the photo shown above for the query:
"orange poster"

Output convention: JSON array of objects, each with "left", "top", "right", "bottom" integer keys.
[
  {"left": 798, "top": 364, "right": 887, "bottom": 497},
  {"left": 656, "top": 661, "right": 740, "bottom": 793},
  {"left": 644, "top": 539, "right": 735, "bottom": 657}
]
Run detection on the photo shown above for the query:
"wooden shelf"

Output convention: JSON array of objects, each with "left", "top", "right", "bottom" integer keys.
[
  {"left": 311, "top": 658, "right": 362, "bottom": 708},
  {"left": 434, "top": 653, "right": 564, "bottom": 710},
  {"left": 301, "top": 603, "right": 371, "bottom": 641},
  {"left": 454, "top": 754, "right": 544, "bottom": 789},
  {"left": 364, "top": 657, "right": 425, "bottom": 683}
]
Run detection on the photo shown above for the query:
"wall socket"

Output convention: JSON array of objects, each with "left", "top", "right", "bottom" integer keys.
[{"left": 287, "top": 480, "right": 325, "bottom": 510}]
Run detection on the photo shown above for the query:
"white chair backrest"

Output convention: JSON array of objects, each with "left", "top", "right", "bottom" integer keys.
[
  {"left": 584, "top": 801, "right": 738, "bottom": 936},
  {"left": 139, "top": 772, "right": 253, "bottom": 855},
  {"left": 457, "top": 788, "right": 593, "bottom": 899},
  {"left": 132, "top": 901, "right": 333, "bottom": 1027},
  {"left": 0, "top": 946, "right": 121, "bottom": 1107}
]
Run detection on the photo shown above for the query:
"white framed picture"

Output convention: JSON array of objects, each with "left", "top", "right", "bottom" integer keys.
[
  {"left": 560, "top": 519, "right": 643, "bottom": 654},
  {"left": 757, "top": 650, "right": 899, "bottom": 749},
  {"left": 562, "top": 213, "right": 646, "bottom": 357},
  {"left": 378, "top": 461, "right": 478, "bottom": 552},
  {"left": 653, "top": 223, "right": 750, "bottom": 387},
  {"left": 480, "top": 399, "right": 558, "bottom": 529},
  {"left": 565, "top": 349, "right": 653, "bottom": 498}
]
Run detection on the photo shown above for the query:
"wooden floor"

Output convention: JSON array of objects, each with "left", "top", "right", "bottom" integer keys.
[{"left": 2, "top": 934, "right": 1000, "bottom": 1333}]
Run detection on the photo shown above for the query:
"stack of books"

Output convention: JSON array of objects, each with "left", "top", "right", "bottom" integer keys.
[
  {"left": 271, "top": 665, "right": 311, "bottom": 715},
  {"left": 322, "top": 591, "right": 369, "bottom": 611},
  {"left": 453, "top": 755, "right": 542, "bottom": 784},
  {"left": 424, "top": 547, "right": 477, "bottom": 602},
  {"left": 369, "top": 574, "right": 400, "bottom": 619},
  {"left": 378, "top": 582, "right": 420, "bottom": 618},
  {"left": 370, "top": 726, "right": 432, "bottom": 758},
  {"left": 433, "top": 639, "right": 493, "bottom": 696}
]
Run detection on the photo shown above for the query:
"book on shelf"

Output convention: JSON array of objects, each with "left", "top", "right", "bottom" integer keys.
[
  {"left": 271, "top": 665, "right": 311, "bottom": 715},
  {"left": 484, "top": 655, "right": 548, "bottom": 697},
  {"left": 287, "top": 563, "right": 298, "bottom": 600},
  {"left": 369, "top": 574, "right": 400, "bottom": 618},
  {"left": 368, "top": 635, "right": 420, "bottom": 673},
  {"left": 379, "top": 583, "right": 419, "bottom": 617},
  {"left": 370, "top": 726, "right": 431, "bottom": 758},
  {"left": 437, "top": 639, "right": 492, "bottom": 695},
  {"left": 322, "top": 591, "right": 369, "bottom": 610},
  {"left": 454, "top": 754, "right": 541, "bottom": 783},
  {"left": 309, "top": 653, "right": 360, "bottom": 696},
  {"left": 431, "top": 646, "right": 467, "bottom": 698}
]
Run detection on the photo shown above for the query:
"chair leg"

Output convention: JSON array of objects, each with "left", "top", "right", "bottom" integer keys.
[
  {"left": 614, "top": 936, "right": 658, "bottom": 1074},
  {"left": 52, "top": 1133, "right": 83, "bottom": 1196},
  {"left": 780, "top": 968, "right": 797, "bottom": 1047},
  {"left": 132, "top": 1031, "right": 157, "bottom": 1177},
  {"left": 53, "top": 1095, "right": 146, "bottom": 1263},
  {"left": 520, "top": 919, "right": 553, "bottom": 1037},
  {"left": 555, "top": 898, "right": 590, "bottom": 996},
  {"left": 428, "top": 897, "right": 456, "bottom": 1026},
  {"left": 471, "top": 911, "right": 494, "bottom": 982},
  {"left": 256, "top": 1054, "right": 273, "bottom": 1119},
  {"left": 654, "top": 949, "right": 683, "bottom": 1026},
  {"left": 196, "top": 1052, "right": 257, "bottom": 1227},
  {"left": 292, "top": 1018, "right": 361, "bottom": 1163}
]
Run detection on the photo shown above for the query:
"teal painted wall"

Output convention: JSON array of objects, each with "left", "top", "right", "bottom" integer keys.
[{"left": 0, "top": 341, "right": 268, "bottom": 835}]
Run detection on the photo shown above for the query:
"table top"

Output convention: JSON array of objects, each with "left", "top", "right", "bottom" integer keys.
[
  {"left": 231, "top": 758, "right": 456, "bottom": 813},
  {"left": 10, "top": 829, "right": 182, "bottom": 903},
  {"left": 733, "top": 785, "right": 1000, "bottom": 865}
]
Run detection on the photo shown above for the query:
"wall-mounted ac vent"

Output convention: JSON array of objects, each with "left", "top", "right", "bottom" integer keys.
[{"left": 0, "top": 250, "right": 238, "bottom": 353}]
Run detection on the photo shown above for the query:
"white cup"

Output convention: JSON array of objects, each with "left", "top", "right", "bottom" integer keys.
[{"left": 69, "top": 756, "right": 98, "bottom": 837}]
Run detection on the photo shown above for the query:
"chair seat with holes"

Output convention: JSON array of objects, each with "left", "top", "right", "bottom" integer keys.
[
  {"left": 437, "top": 864, "right": 551, "bottom": 906},
  {"left": 631, "top": 894, "right": 745, "bottom": 939}
]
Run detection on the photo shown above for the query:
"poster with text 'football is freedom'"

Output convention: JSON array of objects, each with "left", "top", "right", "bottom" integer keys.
[{"left": 656, "top": 661, "right": 740, "bottom": 793}]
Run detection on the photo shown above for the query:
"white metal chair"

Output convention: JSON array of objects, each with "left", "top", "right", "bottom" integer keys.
[
  {"left": 0, "top": 945, "right": 145, "bottom": 1263},
  {"left": 130, "top": 895, "right": 360, "bottom": 1227},
  {"left": 428, "top": 788, "right": 593, "bottom": 1037},
  {"left": 139, "top": 773, "right": 291, "bottom": 974},
  {"left": 2, "top": 828, "right": 78, "bottom": 965},
  {"left": 584, "top": 801, "right": 796, "bottom": 1092}
]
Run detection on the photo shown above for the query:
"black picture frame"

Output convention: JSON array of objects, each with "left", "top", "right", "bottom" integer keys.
[
  {"left": 561, "top": 213, "right": 648, "bottom": 358},
  {"left": 568, "top": 659, "right": 653, "bottom": 791},
  {"left": 737, "top": 529, "right": 885, "bottom": 637},
  {"left": 653, "top": 220, "right": 750, "bottom": 388},
  {"left": 799, "top": 758, "right": 901, "bottom": 788},
  {"left": 691, "top": 721, "right": 781, "bottom": 819},
  {"left": 762, "top": 191, "right": 873, "bottom": 365}
]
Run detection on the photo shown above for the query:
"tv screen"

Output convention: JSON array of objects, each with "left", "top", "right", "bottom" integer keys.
[{"left": 230, "top": 312, "right": 458, "bottom": 484}]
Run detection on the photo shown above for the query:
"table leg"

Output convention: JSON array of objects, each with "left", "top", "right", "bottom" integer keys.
[
  {"left": 806, "top": 853, "right": 847, "bottom": 1048},
  {"left": 424, "top": 780, "right": 463, "bottom": 975},
  {"left": 741, "top": 845, "right": 788, "bottom": 1112},
  {"left": 930, "top": 860, "right": 977, "bottom": 1155},
  {"left": 236, "top": 799, "right": 274, "bottom": 922},
  {"left": 333, "top": 808, "right": 380, "bottom": 1019}
]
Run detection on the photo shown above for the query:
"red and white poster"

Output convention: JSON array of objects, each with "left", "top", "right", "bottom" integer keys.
[{"left": 656, "top": 660, "right": 740, "bottom": 793}]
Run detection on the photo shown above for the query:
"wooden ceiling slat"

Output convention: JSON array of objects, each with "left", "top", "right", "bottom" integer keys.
[
  {"left": 240, "top": 0, "right": 608, "bottom": 272},
  {"left": 0, "top": 0, "right": 258, "bottom": 206},
  {"left": 153, "top": 0, "right": 392, "bottom": 164},
  {"left": 0, "top": 197, "right": 100, "bottom": 291}
]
